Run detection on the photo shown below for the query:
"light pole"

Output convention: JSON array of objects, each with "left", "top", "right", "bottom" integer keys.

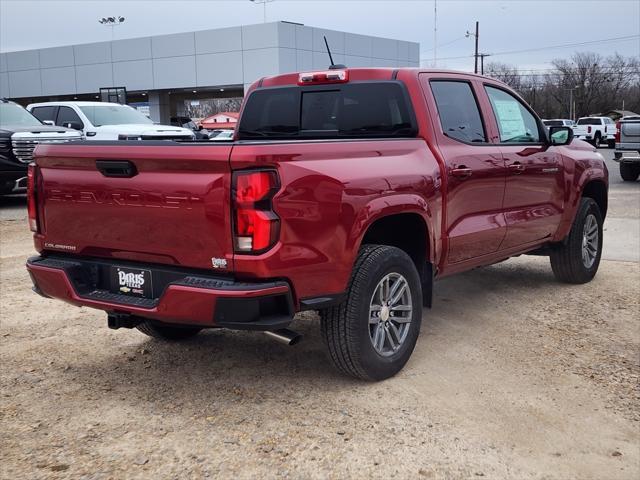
[
  {"left": 98, "top": 16, "right": 125, "bottom": 41},
  {"left": 250, "top": 0, "right": 275, "bottom": 23}
]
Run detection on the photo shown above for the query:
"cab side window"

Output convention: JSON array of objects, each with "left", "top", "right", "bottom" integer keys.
[
  {"left": 485, "top": 86, "right": 541, "bottom": 143},
  {"left": 430, "top": 80, "right": 486, "bottom": 143},
  {"left": 31, "top": 106, "right": 57, "bottom": 124},
  {"left": 56, "top": 106, "right": 84, "bottom": 129}
]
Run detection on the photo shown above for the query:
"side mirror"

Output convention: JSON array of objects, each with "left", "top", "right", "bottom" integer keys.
[
  {"left": 549, "top": 126, "right": 573, "bottom": 146},
  {"left": 63, "top": 121, "right": 83, "bottom": 131},
  {"left": 197, "top": 125, "right": 204, "bottom": 131},
  {"left": 42, "top": 120, "right": 55, "bottom": 126}
]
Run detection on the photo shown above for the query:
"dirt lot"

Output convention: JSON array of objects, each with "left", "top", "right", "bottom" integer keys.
[{"left": 1, "top": 151, "right": 639, "bottom": 479}]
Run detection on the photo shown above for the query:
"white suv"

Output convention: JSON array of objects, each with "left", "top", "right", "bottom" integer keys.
[{"left": 27, "top": 102, "right": 195, "bottom": 141}]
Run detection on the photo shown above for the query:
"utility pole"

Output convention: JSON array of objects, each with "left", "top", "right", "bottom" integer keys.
[
  {"left": 466, "top": 21, "right": 479, "bottom": 74},
  {"left": 433, "top": 0, "right": 437, "bottom": 67},
  {"left": 474, "top": 21, "right": 479, "bottom": 74},
  {"left": 567, "top": 85, "right": 579, "bottom": 121},
  {"left": 478, "top": 53, "right": 490, "bottom": 75}
]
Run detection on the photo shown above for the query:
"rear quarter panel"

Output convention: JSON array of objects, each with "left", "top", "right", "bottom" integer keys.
[{"left": 230, "top": 139, "right": 441, "bottom": 302}]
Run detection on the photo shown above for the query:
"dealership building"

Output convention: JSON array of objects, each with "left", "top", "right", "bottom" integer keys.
[{"left": 0, "top": 21, "right": 420, "bottom": 123}]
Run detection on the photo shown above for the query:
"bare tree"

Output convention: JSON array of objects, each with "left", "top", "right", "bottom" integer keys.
[{"left": 483, "top": 52, "right": 640, "bottom": 119}]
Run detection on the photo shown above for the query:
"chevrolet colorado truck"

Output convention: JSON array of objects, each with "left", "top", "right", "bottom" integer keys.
[{"left": 26, "top": 68, "right": 608, "bottom": 380}]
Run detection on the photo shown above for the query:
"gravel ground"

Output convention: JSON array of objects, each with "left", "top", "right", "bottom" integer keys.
[{"left": 1, "top": 148, "right": 639, "bottom": 479}]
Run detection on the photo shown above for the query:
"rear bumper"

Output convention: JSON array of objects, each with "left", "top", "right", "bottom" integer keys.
[
  {"left": 26, "top": 255, "right": 294, "bottom": 330},
  {"left": 614, "top": 150, "right": 640, "bottom": 163}
]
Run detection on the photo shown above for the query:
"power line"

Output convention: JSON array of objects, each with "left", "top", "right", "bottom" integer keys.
[
  {"left": 485, "top": 71, "right": 640, "bottom": 78},
  {"left": 430, "top": 34, "right": 640, "bottom": 61},
  {"left": 420, "top": 35, "right": 466, "bottom": 54},
  {"left": 484, "top": 34, "right": 640, "bottom": 57}
]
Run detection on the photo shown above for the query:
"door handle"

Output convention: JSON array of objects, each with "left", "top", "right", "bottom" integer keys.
[
  {"left": 508, "top": 162, "right": 525, "bottom": 174},
  {"left": 96, "top": 160, "right": 138, "bottom": 178},
  {"left": 451, "top": 166, "right": 473, "bottom": 179}
]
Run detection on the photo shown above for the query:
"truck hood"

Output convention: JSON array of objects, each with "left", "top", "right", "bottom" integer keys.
[
  {"left": 0, "top": 125, "right": 77, "bottom": 134},
  {"left": 94, "top": 124, "right": 194, "bottom": 137},
  {"left": 567, "top": 138, "right": 598, "bottom": 151}
]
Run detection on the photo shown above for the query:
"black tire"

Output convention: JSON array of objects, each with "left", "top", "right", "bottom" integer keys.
[
  {"left": 136, "top": 320, "right": 202, "bottom": 340},
  {"left": 550, "top": 198, "right": 603, "bottom": 284},
  {"left": 607, "top": 139, "right": 615, "bottom": 149},
  {"left": 620, "top": 163, "right": 640, "bottom": 182},
  {"left": 320, "top": 245, "right": 423, "bottom": 381}
]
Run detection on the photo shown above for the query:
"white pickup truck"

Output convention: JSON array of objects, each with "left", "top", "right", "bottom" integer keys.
[
  {"left": 27, "top": 102, "right": 195, "bottom": 141},
  {"left": 614, "top": 116, "right": 640, "bottom": 181},
  {"left": 573, "top": 116, "right": 616, "bottom": 148}
]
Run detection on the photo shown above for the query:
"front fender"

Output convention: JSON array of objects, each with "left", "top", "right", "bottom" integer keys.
[{"left": 553, "top": 149, "right": 608, "bottom": 241}]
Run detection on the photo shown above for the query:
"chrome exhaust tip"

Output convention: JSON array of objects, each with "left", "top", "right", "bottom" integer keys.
[{"left": 264, "top": 328, "right": 302, "bottom": 346}]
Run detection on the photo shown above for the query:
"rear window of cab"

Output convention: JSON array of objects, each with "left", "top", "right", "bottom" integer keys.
[
  {"left": 577, "top": 118, "right": 603, "bottom": 125},
  {"left": 238, "top": 82, "right": 417, "bottom": 140}
]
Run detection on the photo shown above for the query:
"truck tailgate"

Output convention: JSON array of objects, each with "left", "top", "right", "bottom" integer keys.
[{"left": 33, "top": 143, "right": 233, "bottom": 271}]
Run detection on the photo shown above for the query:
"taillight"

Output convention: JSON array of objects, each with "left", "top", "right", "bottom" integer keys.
[
  {"left": 615, "top": 121, "right": 621, "bottom": 143},
  {"left": 27, "top": 163, "right": 38, "bottom": 232},
  {"left": 587, "top": 126, "right": 592, "bottom": 134},
  {"left": 232, "top": 170, "right": 280, "bottom": 253},
  {"left": 298, "top": 70, "right": 348, "bottom": 85}
]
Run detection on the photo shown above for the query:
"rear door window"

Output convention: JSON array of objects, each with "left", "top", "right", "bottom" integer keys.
[
  {"left": 430, "top": 81, "right": 486, "bottom": 143},
  {"left": 238, "top": 82, "right": 416, "bottom": 140}
]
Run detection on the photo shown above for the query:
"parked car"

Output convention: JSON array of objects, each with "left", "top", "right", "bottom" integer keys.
[
  {"left": 573, "top": 116, "right": 616, "bottom": 148},
  {"left": 170, "top": 116, "right": 209, "bottom": 140},
  {"left": 209, "top": 130, "right": 234, "bottom": 141},
  {"left": 0, "top": 99, "right": 81, "bottom": 195},
  {"left": 543, "top": 119, "right": 575, "bottom": 130},
  {"left": 27, "top": 102, "right": 195, "bottom": 141},
  {"left": 614, "top": 116, "right": 640, "bottom": 181},
  {"left": 198, "top": 112, "right": 239, "bottom": 130},
  {"left": 26, "top": 68, "right": 608, "bottom": 380}
]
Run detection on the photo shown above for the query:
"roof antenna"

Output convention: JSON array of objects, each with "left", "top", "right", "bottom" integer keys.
[{"left": 324, "top": 35, "right": 346, "bottom": 70}]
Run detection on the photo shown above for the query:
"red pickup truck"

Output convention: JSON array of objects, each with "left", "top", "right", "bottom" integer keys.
[{"left": 26, "top": 68, "right": 608, "bottom": 380}]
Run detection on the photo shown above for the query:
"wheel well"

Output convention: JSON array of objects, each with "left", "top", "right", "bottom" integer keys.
[
  {"left": 582, "top": 180, "right": 607, "bottom": 219},
  {"left": 361, "top": 213, "right": 429, "bottom": 276}
]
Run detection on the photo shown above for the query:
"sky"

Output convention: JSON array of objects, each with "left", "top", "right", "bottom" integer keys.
[{"left": 1, "top": 0, "right": 639, "bottom": 72}]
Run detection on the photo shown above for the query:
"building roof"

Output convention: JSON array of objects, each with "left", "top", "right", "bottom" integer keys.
[
  {"left": 27, "top": 101, "right": 129, "bottom": 107},
  {"left": 604, "top": 110, "right": 638, "bottom": 117},
  {"left": 0, "top": 21, "right": 420, "bottom": 100}
]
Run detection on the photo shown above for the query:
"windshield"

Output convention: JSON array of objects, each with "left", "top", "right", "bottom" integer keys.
[
  {"left": 79, "top": 105, "right": 153, "bottom": 126},
  {"left": 0, "top": 102, "right": 44, "bottom": 127},
  {"left": 543, "top": 120, "right": 563, "bottom": 127}
]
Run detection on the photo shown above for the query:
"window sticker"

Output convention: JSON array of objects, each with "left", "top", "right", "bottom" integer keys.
[{"left": 494, "top": 99, "right": 526, "bottom": 140}]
